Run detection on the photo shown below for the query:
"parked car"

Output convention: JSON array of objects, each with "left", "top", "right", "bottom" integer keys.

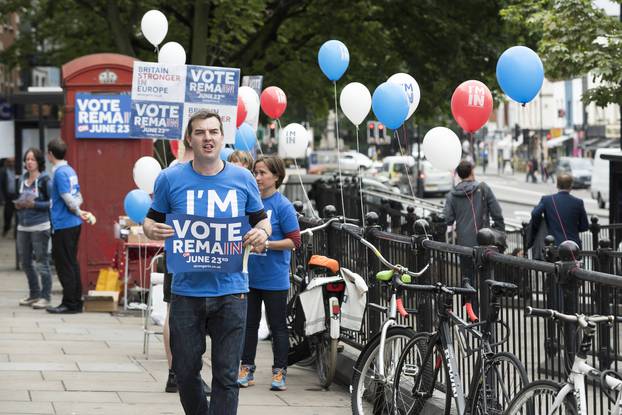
[
  {"left": 591, "top": 148, "right": 621, "bottom": 209},
  {"left": 339, "top": 151, "right": 373, "bottom": 171},
  {"left": 556, "top": 157, "right": 593, "bottom": 188},
  {"left": 379, "top": 155, "right": 453, "bottom": 197}
]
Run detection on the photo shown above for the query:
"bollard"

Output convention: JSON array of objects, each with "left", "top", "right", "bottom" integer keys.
[
  {"left": 596, "top": 239, "right": 613, "bottom": 370},
  {"left": 413, "top": 219, "right": 432, "bottom": 332},
  {"left": 474, "top": 228, "right": 498, "bottom": 322},
  {"left": 557, "top": 240, "right": 581, "bottom": 375},
  {"left": 402, "top": 206, "right": 417, "bottom": 236},
  {"left": 364, "top": 212, "right": 382, "bottom": 340},
  {"left": 589, "top": 216, "right": 601, "bottom": 251}
]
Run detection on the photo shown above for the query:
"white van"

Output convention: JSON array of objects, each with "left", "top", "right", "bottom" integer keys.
[{"left": 591, "top": 148, "right": 622, "bottom": 209}]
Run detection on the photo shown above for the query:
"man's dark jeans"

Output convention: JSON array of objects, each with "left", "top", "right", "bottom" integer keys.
[
  {"left": 242, "top": 288, "right": 289, "bottom": 369},
  {"left": 17, "top": 229, "right": 52, "bottom": 301},
  {"left": 170, "top": 293, "right": 247, "bottom": 415},
  {"left": 52, "top": 225, "right": 82, "bottom": 309}
]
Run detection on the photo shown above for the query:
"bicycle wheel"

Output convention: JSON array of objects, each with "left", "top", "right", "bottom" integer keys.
[
  {"left": 315, "top": 334, "right": 338, "bottom": 388},
  {"left": 393, "top": 332, "right": 451, "bottom": 415},
  {"left": 505, "top": 379, "right": 578, "bottom": 415},
  {"left": 287, "top": 292, "right": 311, "bottom": 366},
  {"left": 351, "top": 326, "right": 416, "bottom": 415},
  {"left": 470, "top": 351, "right": 530, "bottom": 415}
]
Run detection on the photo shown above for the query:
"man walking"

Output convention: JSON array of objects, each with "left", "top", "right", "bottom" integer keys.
[
  {"left": 444, "top": 160, "right": 505, "bottom": 282},
  {"left": 46, "top": 139, "right": 85, "bottom": 314},
  {"left": 143, "top": 111, "right": 271, "bottom": 415},
  {"left": 1, "top": 157, "right": 17, "bottom": 236},
  {"left": 530, "top": 173, "right": 589, "bottom": 248}
]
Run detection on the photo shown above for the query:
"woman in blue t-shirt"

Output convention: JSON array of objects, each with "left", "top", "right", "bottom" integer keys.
[{"left": 238, "top": 156, "right": 301, "bottom": 391}]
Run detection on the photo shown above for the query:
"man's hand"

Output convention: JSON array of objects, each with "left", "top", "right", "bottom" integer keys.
[
  {"left": 143, "top": 217, "right": 175, "bottom": 240},
  {"left": 21, "top": 199, "right": 35, "bottom": 209},
  {"left": 243, "top": 228, "right": 268, "bottom": 252}
]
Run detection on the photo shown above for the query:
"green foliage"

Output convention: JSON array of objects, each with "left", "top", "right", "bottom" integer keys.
[{"left": 501, "top": 0, "right": 622, "bottom": 107}]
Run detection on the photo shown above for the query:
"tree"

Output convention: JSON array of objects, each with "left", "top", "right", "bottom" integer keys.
[{"left": 501, "top": 0, "right": 622, "bottom": 107}]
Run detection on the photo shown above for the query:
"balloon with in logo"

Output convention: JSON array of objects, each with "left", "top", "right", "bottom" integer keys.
[
  {"left": 260, "top": 86, "right": 287, "bottom": 119},
  {"left": 450, "top": 80, "right": 493, "bottom": 133},
  {"left": 279, "top": 123, "right": 309, "bottom": 159},
  {"left": 236, "top": 97, "right": 247, "bottom": 128},
  {"left": 387, "top": 73, "right": 420, "bottom": 120},
  {"left": 318, "top": 40, "right": 350, "bottom": 81}
]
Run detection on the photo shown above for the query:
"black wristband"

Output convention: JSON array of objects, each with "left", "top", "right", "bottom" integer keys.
[{"left": 146, "top": 208, "right": 166, "bottom": 223}]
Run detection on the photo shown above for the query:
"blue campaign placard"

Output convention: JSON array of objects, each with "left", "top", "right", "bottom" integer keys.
[
  {"left": 165, "top": 214, "right": 251, "bottom": 274},
  {"left": 129, "top": 100, "right": 183, "bottom": 139},
  {"left": 75, "top": 93, "right": 131, "bottom": 138},
  {"left": 185, "top": 65, "right": 239, "bottom": 105}
]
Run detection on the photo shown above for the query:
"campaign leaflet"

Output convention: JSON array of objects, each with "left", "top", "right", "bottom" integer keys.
[
  {"left": 75, "top": 93, "right": 131, "bottom": 139},
  {"left": 130, "top": 62, "right": 240, "bottom": 143},
  {"left": 165, "top": 214, "right": 251, "bottom": 274}
]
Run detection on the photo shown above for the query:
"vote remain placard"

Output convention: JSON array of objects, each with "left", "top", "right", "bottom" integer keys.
[
  {"left": 165, "top": 214, "right": 250, "bottom": 274},
  {"left": 130, "top": 62, "right": 240, "bottom": 143}
]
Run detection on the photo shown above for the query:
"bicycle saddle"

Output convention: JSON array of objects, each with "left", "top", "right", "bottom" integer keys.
[
  {"left": 485, "top": 279, "right": 517, "bottom": 297},
  {"left": 308, "top": 255, "right": 340, "bottom": 274}
]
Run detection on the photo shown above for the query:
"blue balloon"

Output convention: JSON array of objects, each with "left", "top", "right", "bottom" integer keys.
[
  {"left": 220, "top": 147, "right": 234, "bottom": 161},
  {"left": 496, "top": 46, "right": 544, "bottom": 104},
  {"left": 371, "top": 82, "right": 409, "bottom": 130},
  {"left": 318, "top": 40, "right": 350, "bottom": 81},
  {"left": 235, "top": 123, "right": 257, "bottom": 152},
  {"left": 124, "top": 189, "right": 152, "bottom": 224}
]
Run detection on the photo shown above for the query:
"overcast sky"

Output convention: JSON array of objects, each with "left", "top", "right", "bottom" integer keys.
[{"left": 594, "top": 0, "right": 620, "bottom": 16}]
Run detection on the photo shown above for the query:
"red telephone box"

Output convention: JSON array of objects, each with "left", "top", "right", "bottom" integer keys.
[{"left": 61, "top": 53, "right": 153, "bottom": 291}]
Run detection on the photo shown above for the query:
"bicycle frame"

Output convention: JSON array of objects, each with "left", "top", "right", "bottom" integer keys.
[{"left": 549, "top": 357, "right": 622, "bottom": 415}]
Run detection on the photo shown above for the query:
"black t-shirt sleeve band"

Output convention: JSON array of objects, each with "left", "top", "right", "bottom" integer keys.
[
  {"left": 247, "top": 209, "right": 267, "bottom": 227},
  {"left": 146, "top": 208, "right": 166, "bottom": 223}
]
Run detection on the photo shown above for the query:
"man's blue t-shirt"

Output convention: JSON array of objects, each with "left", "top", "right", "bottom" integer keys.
[
  {"left": 248, "top": 191, "right": 299, "bottom": 291},
  {"left": 50, "top": 164, "right": 82, "bottom": 230},
  {"left": 151, "top": 161, "right": 264, "bottom": 297}
]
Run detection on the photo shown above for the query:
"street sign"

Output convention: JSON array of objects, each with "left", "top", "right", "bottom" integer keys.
[{"left": 0, "top": 98, "right": 12, "bottom": 120}]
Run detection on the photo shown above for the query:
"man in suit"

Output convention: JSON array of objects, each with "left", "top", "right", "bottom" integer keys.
[{"left": 530, "top": 173, "right": 589, "bottom": 248}]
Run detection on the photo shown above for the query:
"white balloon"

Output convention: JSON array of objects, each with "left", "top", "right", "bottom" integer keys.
[
  {"left": 133, "top": 156, "right": 162, "bottom": 194},
  {"left": 422, "top": 127, "right": 461, "bottom": 171},
  {"left": 158, "top": 42, "right": 186, "bottom": 65},
  {"left": 238, "top": 86, "right": 260, "bottom": 130},
  {"left": 339, "top": 82, "right": 371, "bottom": 126},
  {"left": 279, "top": 123, "right": 309, "bottom": 159},
  {"left": 141, "top": 10, "right": 168, "bottom": 47},
  {"left": 388, "top": 73, "right": 421, "bottom": 120}
]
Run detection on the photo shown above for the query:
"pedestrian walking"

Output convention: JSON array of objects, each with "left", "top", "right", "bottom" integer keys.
[
  {"left": 530, "top": 173, "right": 589, "bottom": 248},
  {"left": 444, "top": 160, "right": 505, "bottom": 283},
  {"left": 526, "top": 157, "right": 538, "bottom": 183},
  {"left": 238, "top": 155, "right": 301, "bottom": 392},
  {"left": 1, "top": 157, "right": 17, "bottom": 236},
  {"left": 143, "top": 111, "right": 271, "bottom": 415},
  {"left": 15, "top": 148, "right": 53, "bottom": 309},
  {"left": 46, "top": 138, "right": 87, "bottom": 314},
  {"left": 481, "top": 148, "right": 489, "bottom": 174}
]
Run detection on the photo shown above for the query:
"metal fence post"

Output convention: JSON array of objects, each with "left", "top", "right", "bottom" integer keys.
[
  {"left": 596, "top": 239, "right": 613, "bottom": 370},
  {"left": 590, "top": 216, "right": 601, "bottom": 251},
  {"left": 413, "top": 219, "right": 432, "bottom": 332},
  {"left": 401, "top": 206, "right": 417, "bottom": 236},
  {"left": 557, "top": 241, "right": 581, "bottom": 375},
  {"left": 364, "top": 211, "right": 382, "bottom": 340},
  {"left": 474, "top": 229, "right": 499, "bottom": 324},
  {"left": 544, "top": 235, "right": 560, "bottom": 360}
]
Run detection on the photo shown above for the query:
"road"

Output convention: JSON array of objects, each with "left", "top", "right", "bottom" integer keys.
[{"left": 427, "top": 167, "right": 609, "bottom": 225}]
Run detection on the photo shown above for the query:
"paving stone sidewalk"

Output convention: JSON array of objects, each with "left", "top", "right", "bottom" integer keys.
[{"left": 0, "top": 236, "right": 350, "bottom": 415}]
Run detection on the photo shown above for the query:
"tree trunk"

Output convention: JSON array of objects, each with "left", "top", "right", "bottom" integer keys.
[
  {"left": 191, "top": 0, "right": 210, "bottom": 65},
  {"left": 105, "top": 0, "right": 135, "bottom": 57}
]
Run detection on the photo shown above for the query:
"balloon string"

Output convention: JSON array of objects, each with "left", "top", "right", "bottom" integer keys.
[
  {"left": 355, "top": 126, "right": 365, "bottom": 224},
  {"left": 333, "top": 81, "right": 346, "bottom": 223},
  {"left": 394, "top": 129, "right": 416, "bottom": 198},
  {"left": 277, "top": 119, "right": 319, "bottom": 219}
]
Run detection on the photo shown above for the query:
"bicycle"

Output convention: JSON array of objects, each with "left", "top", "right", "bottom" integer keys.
[
  {"left": 505, "top": 307, "right": 621, "bottom": 415},
  {"left": 392, "top": 279, "right": 529, "bottom": 414},
  {"left": 341, "top": 223, "right": 432, "bottom": 415}
]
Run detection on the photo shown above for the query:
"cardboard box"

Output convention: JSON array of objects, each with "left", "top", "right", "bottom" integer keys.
[
  {"left": 127, "top": 226, "right": 160, "bottom": 244},
  {"left": 84, "top": 290, "right": 119, "bottom": 312}
]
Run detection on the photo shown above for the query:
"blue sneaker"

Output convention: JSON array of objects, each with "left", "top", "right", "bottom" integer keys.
[
  {"left": 237, "top": 364, "right": 255, "bottom": 388},
  {"left": 270, "top": 368, "right": 287, "bottom": 391}
]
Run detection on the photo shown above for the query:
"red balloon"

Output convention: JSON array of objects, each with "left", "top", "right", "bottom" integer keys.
[
  {"left": 450, "top": 80, "right": 493, "bottom": 133},
  {"left": 169, "top": 140, "right": 180, "bottom": 158},
  {"left": 260, "top": 86, "right": 287, "bottom": 119},
  {"left": 236, "top": 96, "right": 247, "bottom": 128}
]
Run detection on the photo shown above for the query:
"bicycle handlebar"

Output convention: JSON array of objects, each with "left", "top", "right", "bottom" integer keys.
[
  {"left": 526, "top": 307, "right": 614, "bottom": 327},
  {"left": 394, "top": 278, "right": 478, "bottom": 297},
  {"left": 300, "top": 216, "right": 359, "bottom": 236}
]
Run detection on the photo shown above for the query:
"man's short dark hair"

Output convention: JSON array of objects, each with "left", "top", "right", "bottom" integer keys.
[
  {"left": 184, "top": 111, "right": 223, "bottom": 138},
  {"left": 456, "top": 160, "right": 474, "bottom": 179},
  {"left": 24, "top": 147, "right": 46, "bottom": 172},
  {"left": 557, "top": 173, "right": 573, "bottom": 190},
  {"left": 47, "top": 138, "right": 67, "bottom": 160}
]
